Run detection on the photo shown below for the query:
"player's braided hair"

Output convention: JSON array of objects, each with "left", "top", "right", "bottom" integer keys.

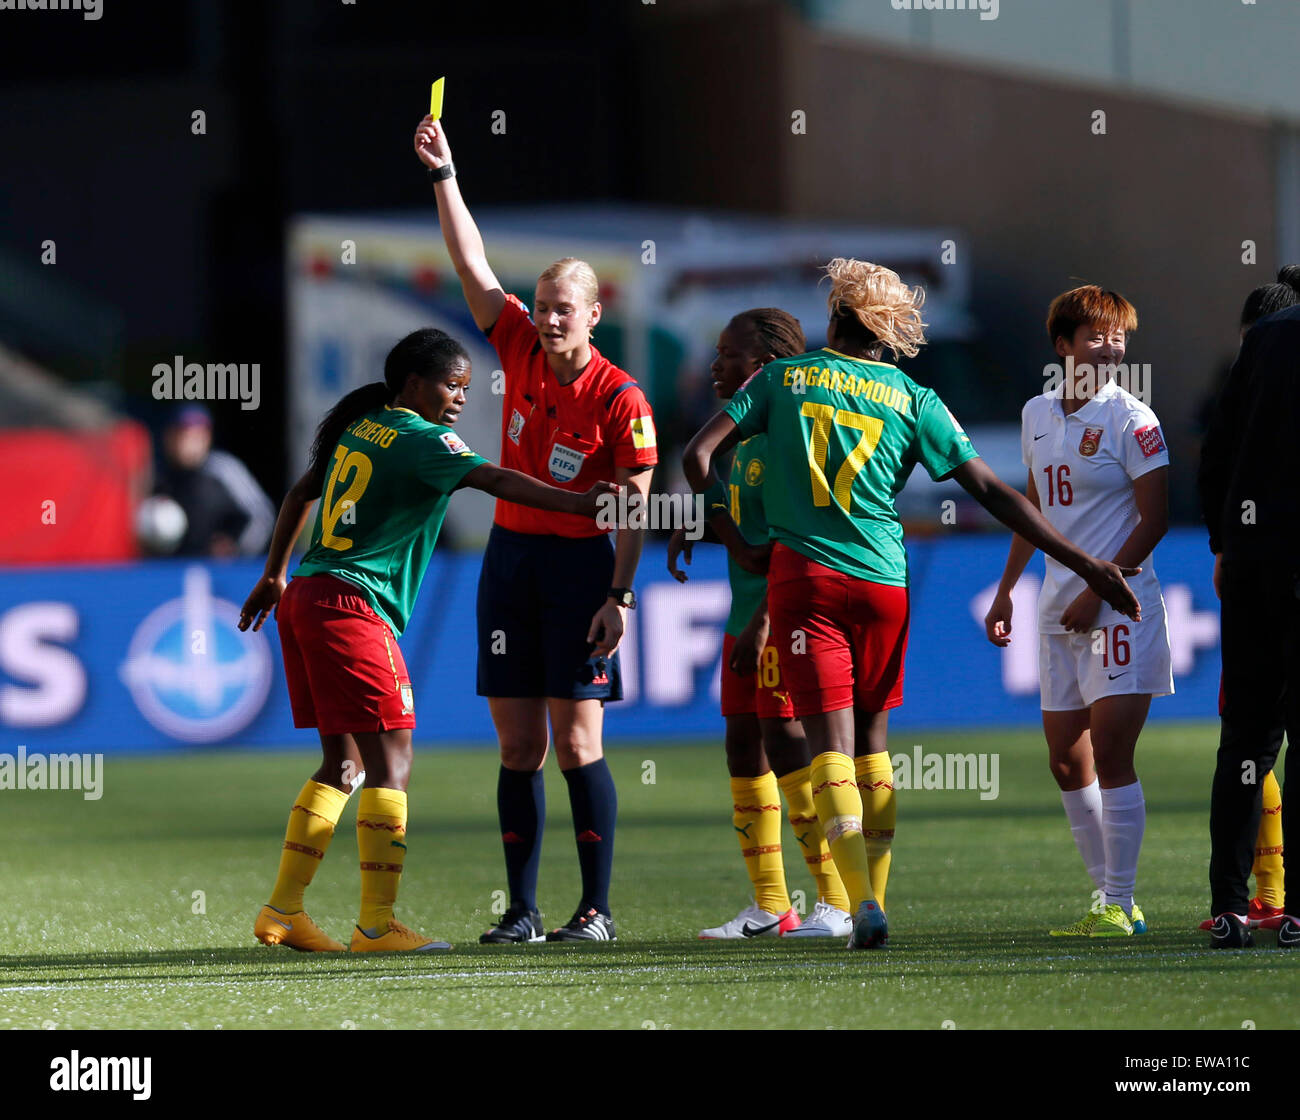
[
  {"left": 729, "top": 307, "right": 807, "bottom": 363},
  {"left": 304, "top": 328, "right": 469, "bottom": 494},
  {"left": 1241, "top": 265, "right": 1300, "bottom": 329},
  {"left": 823, "top": 258, "right": 927, "bottom": 360}
]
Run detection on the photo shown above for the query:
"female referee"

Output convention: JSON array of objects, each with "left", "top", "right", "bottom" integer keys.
[
  {"left": 414, "top": 113, "right": 657, "bottom": 943},
  {"left": 669, "top": 308, "right": 853, "bottom": 940},
  {"left": 984, "top": 286, "right": 1171, "bottom": 940},
  {"left": 239, "top": 328, "right": 615, "bottom": 953},
  {"left": 684, "top": 259, "right": 1140, "bottom": 949}
]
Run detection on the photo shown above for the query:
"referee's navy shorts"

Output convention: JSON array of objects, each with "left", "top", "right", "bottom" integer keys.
[{"left": 476, "top": 524, "right": 624, "bottom": 701}]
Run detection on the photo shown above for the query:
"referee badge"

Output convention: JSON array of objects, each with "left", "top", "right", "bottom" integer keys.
[
  {"left": 1079, "top": 426, "right": 1104, "bottom": 457},
  {"left": 548, "top": 441, "right": 586, "bottom": 483}
]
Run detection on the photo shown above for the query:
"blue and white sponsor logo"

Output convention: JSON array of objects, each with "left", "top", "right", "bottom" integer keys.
[{"left": 119, "top": 567, "right": 272, "bottom": 743}]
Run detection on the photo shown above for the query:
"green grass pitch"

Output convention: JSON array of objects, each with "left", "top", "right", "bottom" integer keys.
[{"left": 0, "top": 722, "right": 1296, "bottom": 1030}]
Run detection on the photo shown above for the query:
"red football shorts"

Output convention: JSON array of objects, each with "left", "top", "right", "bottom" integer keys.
[
  {"left": 720, "top": 633, "right": 797, "bottom": 719},
  {"left": 765, "top": 543, "right": 910, "bottom": 717},
  {"left": 276, "top": 573, "right": 416, "bottom": 735}
]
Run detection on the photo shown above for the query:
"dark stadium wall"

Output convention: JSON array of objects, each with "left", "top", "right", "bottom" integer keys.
[{"left": 629, "top": 0, "right": 1280, "bottom": 521}]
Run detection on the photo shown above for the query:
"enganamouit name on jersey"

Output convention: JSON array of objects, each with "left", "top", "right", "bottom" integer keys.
[{"left": 782, "top": 367, "right": 913, "bottom": 415}]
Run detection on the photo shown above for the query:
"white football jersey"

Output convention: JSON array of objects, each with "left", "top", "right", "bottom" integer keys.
[{"left": 1021, "top": 380, "right": 1169, "bottom": 634}]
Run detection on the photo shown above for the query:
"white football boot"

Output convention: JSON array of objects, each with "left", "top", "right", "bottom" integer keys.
[
  {"left": 781, "top": 900, "right": 853, "bottom": 938},
  {"left": 698, "top": 900, "right": 798, "bottom": 939}
]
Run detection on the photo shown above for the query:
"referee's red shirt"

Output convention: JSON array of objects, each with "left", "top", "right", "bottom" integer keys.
[{"left": 487, "top": 295, "right": 658, "bottom": 537}]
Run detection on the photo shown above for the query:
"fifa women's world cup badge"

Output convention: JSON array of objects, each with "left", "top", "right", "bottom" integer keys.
[{"left": 1079, "top": 427, "right": 1103, "bottom": 457}]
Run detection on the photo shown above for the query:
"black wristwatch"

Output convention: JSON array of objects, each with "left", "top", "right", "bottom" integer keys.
[
  {"left": 427, "top": 162, "right": 456, "bottom": 183},
  {"left": 608, "top": 587, "right": 636, "bottom": 609}
]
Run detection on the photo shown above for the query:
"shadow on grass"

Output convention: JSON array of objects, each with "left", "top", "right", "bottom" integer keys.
[{"left": 1, "top": 931, "right": 1293, "bottom": 991}]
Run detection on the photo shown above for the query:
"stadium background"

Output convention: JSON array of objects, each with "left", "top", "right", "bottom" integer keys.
[{"left": 2, "top": 0, "right": 1298, "bottom": 754}]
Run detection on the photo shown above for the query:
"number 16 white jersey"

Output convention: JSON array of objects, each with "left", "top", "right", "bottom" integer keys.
[{"left": 1021, "top": 379, "right": 1168, "bottom": 635}]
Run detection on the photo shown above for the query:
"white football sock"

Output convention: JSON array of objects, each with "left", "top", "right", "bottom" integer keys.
[
  {"left": 1060, "top": 779, "right": 1105, "bottom": 892},
  {"left": 1101, "top": 780, "right": 1146, "bottom": 913}
]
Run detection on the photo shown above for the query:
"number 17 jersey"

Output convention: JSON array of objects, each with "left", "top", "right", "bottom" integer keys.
[{"left": 724, "top": 349, "right": 979, "bottom": 585}]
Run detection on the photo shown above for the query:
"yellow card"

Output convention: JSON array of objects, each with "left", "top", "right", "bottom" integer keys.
[{"left": 429, "top": 77, "right": 445, "bottom": 120}]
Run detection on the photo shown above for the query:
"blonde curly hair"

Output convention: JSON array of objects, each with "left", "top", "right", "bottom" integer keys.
[{"left": 824, "top": 257, "right": 927, "bottom": 360}]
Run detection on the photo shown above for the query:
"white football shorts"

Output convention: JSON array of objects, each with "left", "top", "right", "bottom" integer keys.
[{"left": 1038, "top": 608, "right": 1173, "bottom": 711}]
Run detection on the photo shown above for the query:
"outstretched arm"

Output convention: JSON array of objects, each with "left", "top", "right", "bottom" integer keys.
[{"left": 459, "top": 463, "right": 618, "bottom": 517}]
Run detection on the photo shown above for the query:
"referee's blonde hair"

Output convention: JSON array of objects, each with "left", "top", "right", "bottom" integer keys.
[
  {"left": 538, "top": 257, "right": 600, "bottom": 307},
  {"left": 824, "top": 258, "right": 927, "bottom": 360}
]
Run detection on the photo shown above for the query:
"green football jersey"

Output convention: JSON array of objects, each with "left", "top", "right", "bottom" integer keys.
[
  {"left": 725, "top": 434, "right": 771, "bottom": 637},
  {"left": 723, "top": 348, "right": 979, "bottom": 585},
  {"left": 294, "top": 405, "right": 488, "bottom": 636}
]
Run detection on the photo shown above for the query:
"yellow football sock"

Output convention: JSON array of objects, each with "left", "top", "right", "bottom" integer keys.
[
  {"left": 810, "top": 751, "right": 874, "bottom": 910},
  {"left": 1253, "top": 769, "right": 1284, "bottom": 909},
  {"left": 778, "top": 766, "right": 850, "bottom": 911},
  {"left": 357, "top": 787, "right": 408, "bottom": 932},
  {"left": 731, "top": 773, "right": 790, "bottom": 916},
  {"left": 856, "top": 752, "right": 896, "bottom": 913},
  {"left": 268, "top": 780, "right": 350, "bottom": 913}
]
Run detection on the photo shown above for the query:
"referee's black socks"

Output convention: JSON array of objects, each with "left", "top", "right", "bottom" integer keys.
[{"left": 563, "top": 758, "right": 618, "bottom": 916}]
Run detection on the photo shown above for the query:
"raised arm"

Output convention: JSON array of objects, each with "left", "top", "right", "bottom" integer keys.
[{"left": 413, "top": 115, "right": 507, "bottom": 332}]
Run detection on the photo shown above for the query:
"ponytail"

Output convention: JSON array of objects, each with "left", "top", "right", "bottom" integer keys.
[
  {"left": 1240, "top": 264, "right": 1300, "bottom": 331},
  {"left": 305, "top": 381, "right": 391, "bottom": 493}
]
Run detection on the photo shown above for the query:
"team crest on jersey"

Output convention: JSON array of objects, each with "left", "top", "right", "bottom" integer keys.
[
  {"left": 439, "top": 430, "right": 470, "bottom": 455},
  {"left": 507, "top": 408, "right": 527, "bottom": 445},
  {"left": 400, "top": 684, "right": 414, "bottom": 715},
  {"left": 1079, "top": 426, "right": 1104, "bottom": 457},
  {"left": 548, "top": 441, "right": 586, "bottom": 483},
  {"left": 745, "top": 458, "right": 765, "bottom": 486}
]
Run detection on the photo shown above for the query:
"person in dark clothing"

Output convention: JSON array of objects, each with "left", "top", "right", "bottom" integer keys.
[
  {"left": 154, "top": 404, "right": 275, "bottom": 557},
  {"left": 1198, "top": 297, "right": 1300, "bottom": 948}
]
